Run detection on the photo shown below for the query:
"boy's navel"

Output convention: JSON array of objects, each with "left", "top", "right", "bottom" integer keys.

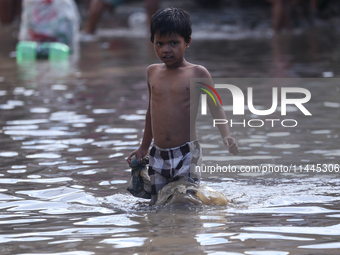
[{"left": 166, "top": 135, "right": 170, "bottom": 141}]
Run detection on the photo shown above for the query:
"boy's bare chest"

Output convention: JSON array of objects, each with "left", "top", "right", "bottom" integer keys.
[{"left": 150, "top": 74, "right": 190, "bottom": 97}]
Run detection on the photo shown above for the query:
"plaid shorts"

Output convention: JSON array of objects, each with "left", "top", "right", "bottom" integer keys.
[{"left": 148, "top": 140, "right": 202, "bottom": 204}]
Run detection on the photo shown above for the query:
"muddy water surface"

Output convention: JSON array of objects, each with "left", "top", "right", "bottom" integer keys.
[{"left": 0, "top": 22, "right": 340, "bottom": 255}]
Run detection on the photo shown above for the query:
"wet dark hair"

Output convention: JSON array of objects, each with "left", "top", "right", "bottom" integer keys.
[{"left": 150, "top": 7, "right": 192, "bottom": 43}]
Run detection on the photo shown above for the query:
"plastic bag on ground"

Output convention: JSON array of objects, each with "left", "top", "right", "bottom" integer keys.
[{"left": 19, "top": 0, "right": 80, "bottom": 50}]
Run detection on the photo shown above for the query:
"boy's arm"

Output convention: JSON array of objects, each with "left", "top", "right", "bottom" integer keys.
[
  {"left": 197, "top": 66, "right": 238, "bottom": 155},
  {"left": 127, "top": 104, "right": 153, "bottom": 163},
  {"left": 127, "top": 69, "right": 154, "bottom": 163},
  {"left": 140, "top": 102, "right": 153, "bottom": 154},
  {"left": 209, "top": 100, "right": 238, "bottom": 155}
]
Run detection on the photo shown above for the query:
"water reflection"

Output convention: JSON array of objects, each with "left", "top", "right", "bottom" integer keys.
[{"left": 0, "top": 15, "right": 340, "bottom": 255}]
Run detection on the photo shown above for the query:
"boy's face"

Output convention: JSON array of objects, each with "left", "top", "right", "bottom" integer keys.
[{"left": 153, "top": 32, "right": 191, "bottom": 67}]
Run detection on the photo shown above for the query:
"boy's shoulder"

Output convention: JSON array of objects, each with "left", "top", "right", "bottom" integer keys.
[
  {"left": 189, "top": 64, "right": 211, "bottom": 78},
  {"left": 147, "top": 63, "right": 163, "bottom": 73},
  {"left": 146, "top": 63, "right": 211, "bottom": 78}
]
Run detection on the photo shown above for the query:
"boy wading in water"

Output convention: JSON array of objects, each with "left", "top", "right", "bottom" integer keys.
[{"left": 127, "top": 7, "right": 238, "bottom": 205}]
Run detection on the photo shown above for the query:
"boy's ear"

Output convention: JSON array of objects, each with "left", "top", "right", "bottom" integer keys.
[{"left": 186, "top": 37, "right": 192, "bottom": 48}]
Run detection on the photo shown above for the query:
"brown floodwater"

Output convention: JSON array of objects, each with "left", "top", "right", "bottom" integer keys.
[{"left": 0, "top": 11, "right": 340, "bottom": 255}]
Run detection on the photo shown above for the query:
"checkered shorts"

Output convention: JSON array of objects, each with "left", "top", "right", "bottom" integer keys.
[{"left": 148, "top": 140, "right": 202, "bottom": 204}]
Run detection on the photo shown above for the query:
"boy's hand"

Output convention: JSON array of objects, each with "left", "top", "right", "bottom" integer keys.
[
  {"left": 127, "top": 147, "right": 148, "bottom": 164},
  {"left": 223, "top": 136, "right": 238, "bottom": 155}
]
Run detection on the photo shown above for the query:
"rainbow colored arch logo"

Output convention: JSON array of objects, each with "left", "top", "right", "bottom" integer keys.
[{"left": 196, "top": 82, "right": 222, "bottom": 106}]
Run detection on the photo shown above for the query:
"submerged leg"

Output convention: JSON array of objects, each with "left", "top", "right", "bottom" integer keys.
[{"left": 149, "top": 168, "right": 169, "bottom": 205}]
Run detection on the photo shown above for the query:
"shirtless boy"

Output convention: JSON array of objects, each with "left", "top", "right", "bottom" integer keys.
[{"left": 127, "top": 7, "right": 238, "bottom": 205}]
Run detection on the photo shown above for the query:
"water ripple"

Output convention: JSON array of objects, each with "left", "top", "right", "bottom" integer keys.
[
  {"left": 243, "top": 223, "right": 340, "bottom": 236},
  {"left": 26, "top": 153, "right": 61, "bottom": 159},
  {"left": 93, "top": 109, "right": 116, "bottom": 114},
  {"left": 0, "top": 151, "right": 18, "bottom": 157},
  {"left": 74, "top": 215, "right": 139, "bottom": 226},
  {"left": 30, "top": 107, "right": 50, "bottom": 113},
  {"left": 105, "top": 128, "right": 138, "bottom": 134},
  {"left": 51, "top": 84, "right": 68, "bottom": 90},
  {"left": 6, "top": 119, "right": 49, "bottom": 125},
  {"left": 99, "top": 237, "right": 147, "bottom": 248},
  {"left": 0, "top": 218, "right": 46, "bottom": 225},
  {"left": 299, "top": 242, "right": 340, "bottom": 249},
  {"left": 22, "top": 144, "right": 68, "bottom": 151},
  {"left": 4, "top": 130, "right": 77, "bottom": 136},
  {"left": 230, "top": 233, "right": 313, "bottom": 241},
  {"left": 0, "top": 177, "right": 72, "bottom": 184},
  {"left": 119, "top": 114, "right": 145, "bottom": 121},
  {"left": 3, "top": 125, "right": 39, "bottom": 130}
]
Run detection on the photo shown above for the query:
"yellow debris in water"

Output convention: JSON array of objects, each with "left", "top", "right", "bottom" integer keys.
[
  {"left": 196, "top": 185, "right": 228, "bottom": 205},
  {"left": 156, "top": 180, "right": 228, "bottom": 206}
]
